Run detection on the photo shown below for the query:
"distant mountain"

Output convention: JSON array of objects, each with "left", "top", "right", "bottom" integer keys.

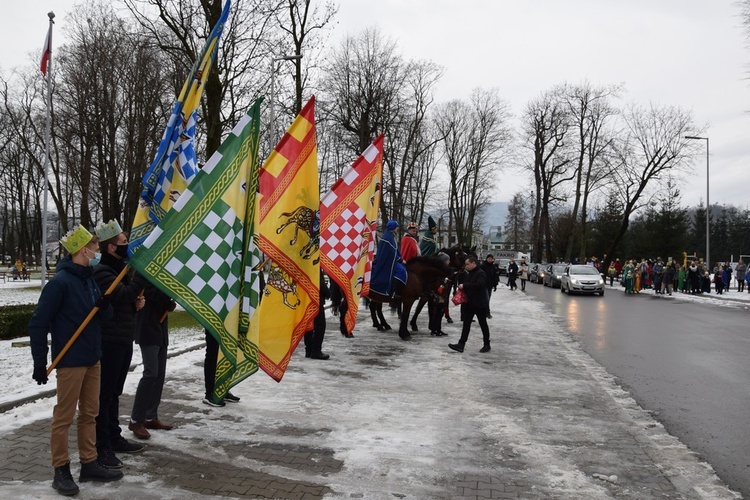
[{"left": 479, "top": 201, "right": 509, "bottom": 233}]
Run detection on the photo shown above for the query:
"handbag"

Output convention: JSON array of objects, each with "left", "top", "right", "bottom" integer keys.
[{"left": 452, "top": 288, "right": 468, "bottom": 305}]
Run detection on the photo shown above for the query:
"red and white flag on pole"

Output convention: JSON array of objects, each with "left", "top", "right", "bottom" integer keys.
[
  {"left": 40, "top": 24, "right": 52, "bottom": 75},
  {"left": 320, "top": 135, "right": 384, "bottom": 336}
]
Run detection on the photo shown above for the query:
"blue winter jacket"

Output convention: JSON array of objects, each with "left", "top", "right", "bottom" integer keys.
[{"left": 29, "top": 256, "right": 112, "bottom": 369}]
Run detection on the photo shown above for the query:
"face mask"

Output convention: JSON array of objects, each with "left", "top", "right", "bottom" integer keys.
[
  {"left": 115, "top": 244, "right": 130, "bottom": 260},
  {"left": 87, "top": 249, "right": 102, "bottom": 267}
]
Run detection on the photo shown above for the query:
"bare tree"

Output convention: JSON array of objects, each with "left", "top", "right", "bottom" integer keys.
[
  {"left": 321, "top": 29, "right": 445, "bottom": 229},
  {"left": 436, "top": 88, "right": 511, "bottom": 246},
  {"left": 521, "top": 87, "right": 573, "bottom": 263},
  {"left": 277, "top": 0, "right": 338, "bottom": 115},
  {"left": 122, "top": 0, "right": 282, "bottom": 157},
  {"left": 602, "top": 102, "right": 695, "bottom": 263},
  {"left": 561, "top": 81, "right": 620, "bottom": 262}
]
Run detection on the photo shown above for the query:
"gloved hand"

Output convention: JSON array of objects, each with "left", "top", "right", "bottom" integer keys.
[
  {"left": 167, "top": 300, "right": 177, "bottom": 312},
  {"left": 96, "top": 294, "right": 112, "bottom": 310},
  {"left": 33, "top": 366, "right": 48, "bottom": 385},
  {"left": 494, "top": 287, "right": 497, "bottom": 292}
]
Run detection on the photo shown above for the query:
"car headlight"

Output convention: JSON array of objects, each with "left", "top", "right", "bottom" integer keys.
[
  {"left": 570, "top": 278, "right": 578, "bottom": 284},
  {"left": 555, "top": 275, "right": 561, "bottom": 279},
  {"left": 598, "top": 279, "right": 604, "bottom": 285}
]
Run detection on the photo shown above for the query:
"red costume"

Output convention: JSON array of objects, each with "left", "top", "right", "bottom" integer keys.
[{"left": 400, "top": 234, "right": 420, "bottom": 262}]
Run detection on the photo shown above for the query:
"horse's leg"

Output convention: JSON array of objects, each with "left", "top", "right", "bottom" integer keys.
[
  {"left": 368, "top": 300, "right": 382, "bottom": 329},
  {"left": 378, "top": 303, "right": 391, "bottom": 330},
  {"left": 410, "top": 297, "right": 426, "bottom": 331},
  {"left": 399, "top": 298, "right": 414, "bottom": 340}
]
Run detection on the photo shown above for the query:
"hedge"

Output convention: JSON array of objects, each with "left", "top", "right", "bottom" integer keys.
[{"left": 0, "top": 304, "right": 36, "bottom": 340}]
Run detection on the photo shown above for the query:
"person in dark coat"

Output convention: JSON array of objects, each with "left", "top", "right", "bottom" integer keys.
[
  {"left": 29, "top": 225, "right": 121, "bottom": 494},
  {"left": 92, "top": 220, "right": 148, "bottom": 467},
  {"left": 304, "top": 271, "right": 331, "bottom": 359},
  {"left": 507, "top": 258, "right": 519, "bottom": 290},
  {"left": 735, "top": 259, "right": 747, "bottom": 292},
  {"left": 129, "top": 280, "right": 176, "bottom": 438},
  {"left": 660, "top": 262, "right": 675, "bottom": 295},
  {"left": 449, "top": 256, "right": 491, "bottom": 353},
  {"left": 480, "top": 254, "right": 499, "bottom": 317}
]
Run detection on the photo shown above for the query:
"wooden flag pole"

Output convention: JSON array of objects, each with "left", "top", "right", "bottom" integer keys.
[{"left": 46, "top": 265, "right": 129, "bottom": 375}]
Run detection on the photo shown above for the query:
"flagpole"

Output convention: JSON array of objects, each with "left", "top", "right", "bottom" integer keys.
[{"left": 41, "top": 11, "right": 55, "bottom": 289}]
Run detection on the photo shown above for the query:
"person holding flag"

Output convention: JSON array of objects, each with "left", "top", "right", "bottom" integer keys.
[
  {"left": 29, "top": 226, "right": 122, "bottom": 495},
  {"left": 92, "top": 220, "right": 147, "bottom": 467}
]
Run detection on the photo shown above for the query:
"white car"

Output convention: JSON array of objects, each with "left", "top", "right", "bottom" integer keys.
[{"left": 560, "top": 264, "right": 605, "bottom": 296}]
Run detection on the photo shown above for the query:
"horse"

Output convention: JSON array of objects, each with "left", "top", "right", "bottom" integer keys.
[
  {"left": 408, "top": 246, "right": 468, "bottom": 332},
  {"left": 366, "top": 255, "right": 455, "bottom": 340}
]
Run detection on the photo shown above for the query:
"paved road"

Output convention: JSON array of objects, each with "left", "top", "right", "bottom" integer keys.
[{"left": 524, "top": 281, "right": 750, "bottom": 497}]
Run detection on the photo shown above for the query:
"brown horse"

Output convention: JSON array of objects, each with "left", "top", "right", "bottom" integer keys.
[
  {"left": 367, "top": 256, "right": 455, "bottom": 340},
  {"left": 408, "top": 246, "right": 468, "bottom": 332}
]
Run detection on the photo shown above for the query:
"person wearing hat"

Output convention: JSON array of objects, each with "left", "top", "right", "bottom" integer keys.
[
  {"left": 419, "top": 216, "right": 439, "bottom": 257},
  {"left": 92, "top": 220, "right": 148, "bottom": 467},
  {"left": 400, "top": 221, "right": 421, "bottom": 263},
  {"left": 29, "top": 225, "right": 123, "bottom": 495},
  {"left": 370, "top": 220, "right": 407, "bottom": 299}
]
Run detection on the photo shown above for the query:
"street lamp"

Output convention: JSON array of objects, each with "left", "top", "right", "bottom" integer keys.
[
  {"left": 684, "top": 135, "right": 709, "bottom": 268},
  {"left": 269, "top": 54, "right": 302, "bottom": 143}
]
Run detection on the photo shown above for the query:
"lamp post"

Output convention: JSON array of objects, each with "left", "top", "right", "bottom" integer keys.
[
  {"left": 685, "top": 135, "right": 709, "bottom": 268},
  {"left": 269, "top": 54, "right": 302, "bottom": 143}
]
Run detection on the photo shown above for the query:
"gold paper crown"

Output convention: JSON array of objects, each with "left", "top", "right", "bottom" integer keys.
[
  {"left": 95, "top": 219, "right": 123, "bottom": 242},
  {"left": 60, "top": 225, "right": 93, "bottom": 254}
]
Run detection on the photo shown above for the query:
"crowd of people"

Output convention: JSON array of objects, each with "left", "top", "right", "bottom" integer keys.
[{"left": 600, "top": 257, "right": 748, "bottom": 295}]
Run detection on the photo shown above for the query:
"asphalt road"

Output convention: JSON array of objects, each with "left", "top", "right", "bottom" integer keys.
[{"left": 523, "top": 280, "right": 750, "bottom": 498}]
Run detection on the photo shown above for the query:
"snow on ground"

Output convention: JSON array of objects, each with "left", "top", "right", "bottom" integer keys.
[{"left": 0, "top": 280, "right": 202, "bottom": 406}]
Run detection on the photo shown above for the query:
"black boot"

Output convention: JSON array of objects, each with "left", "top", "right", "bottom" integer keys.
[
  {"left": 309, "top": 351, "right": 330, "bottom": 360},
  {"left": 448, "top": 343, "right": 464, "bottom": 353},
  {"left": 79, "top": 459, "right": 124, "bottom": 482},
  {"left": 52, "top": 462, "right": 79, "bottom": 496},
  {"left": 480, "top": 344, "right": 491, "bottom": 353}
]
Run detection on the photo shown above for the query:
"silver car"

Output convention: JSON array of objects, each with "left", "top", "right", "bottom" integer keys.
[{"left": 560, "top": 264, "right": 605, "bottom": 296}]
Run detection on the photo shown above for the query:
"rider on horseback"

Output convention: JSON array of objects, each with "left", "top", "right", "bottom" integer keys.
[{"left": 370, "top": 220, "right": 407, "bottom": 300}]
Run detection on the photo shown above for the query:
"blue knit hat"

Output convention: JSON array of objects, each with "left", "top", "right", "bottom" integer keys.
[{"left": 386, "top": 220, "right": 399, "bottom": 231}]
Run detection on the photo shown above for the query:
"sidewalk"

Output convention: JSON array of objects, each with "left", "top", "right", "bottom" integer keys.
[{"left": 0, "top": 286, "right": 741, "bottom": 499}]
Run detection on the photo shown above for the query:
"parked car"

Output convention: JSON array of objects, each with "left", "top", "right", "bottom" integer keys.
[
  {"left": 528, "top": 263, "right": 543, "bottom": 284},
  {"left": 536, "top": 264, "right": 550, "bottom": 284},
  {"left": 497, "top": 258, "right": 510, "bottom": 276},
  {"left": 560, "top": 264, "right": 605, "bottom": 296},
  {"left": 543, "top": 263, "right": 567, "bottom": 288}
]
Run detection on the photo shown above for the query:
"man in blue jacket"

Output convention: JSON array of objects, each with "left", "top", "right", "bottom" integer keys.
[{"left": 29, "top": 225, "right": 122, "bottom": 496}]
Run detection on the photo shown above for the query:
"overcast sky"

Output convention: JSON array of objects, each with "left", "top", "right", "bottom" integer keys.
[{"left": 2, "top": 1, "right": 749, "bottom": 209}]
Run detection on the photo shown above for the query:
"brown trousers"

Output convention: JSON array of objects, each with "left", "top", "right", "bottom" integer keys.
[{"left": 50, "top": 364, "right": 100, "bottom": 467}]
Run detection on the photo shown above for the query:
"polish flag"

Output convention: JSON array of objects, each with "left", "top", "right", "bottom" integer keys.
[{"left": 40, "top": 26, "right": 52, "bottom": 75}]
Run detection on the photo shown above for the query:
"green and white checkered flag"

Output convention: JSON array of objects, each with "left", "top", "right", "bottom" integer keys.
[{"left": 130, "top": 98, "right": 263, "bottom": 399}]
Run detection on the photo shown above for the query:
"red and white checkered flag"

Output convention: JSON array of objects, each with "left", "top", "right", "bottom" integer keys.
[{"left": 320, "top": 135, "right": 384, "bottom": 335}]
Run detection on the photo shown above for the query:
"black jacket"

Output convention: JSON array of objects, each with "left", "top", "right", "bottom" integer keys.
[
  {"left": 458, "top": 266, "right": 489, "bottom": 310},
  {"left": 29, "top": 256, "right": 113, "bottom": 369},
  {"left": 93, "top": 253, "right": 148, "bottom": 346},
  {"left": 136, "top": 277, "right": 175, "bottom": 347},
  {"left": 507, "top": 261, "right": 519, "bottom": 279},
  {"left": 480, "top": 261, "right": 499, "bottom": 288}
]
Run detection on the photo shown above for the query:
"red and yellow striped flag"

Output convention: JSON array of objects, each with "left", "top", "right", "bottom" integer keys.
[{"left": 255, "top": 96, "right": 319, "bottom": 381}]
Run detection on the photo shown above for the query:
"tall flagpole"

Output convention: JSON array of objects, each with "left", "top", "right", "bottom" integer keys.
[{"left": 41, "top": 11, "right": 55, "bottom": 288}]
